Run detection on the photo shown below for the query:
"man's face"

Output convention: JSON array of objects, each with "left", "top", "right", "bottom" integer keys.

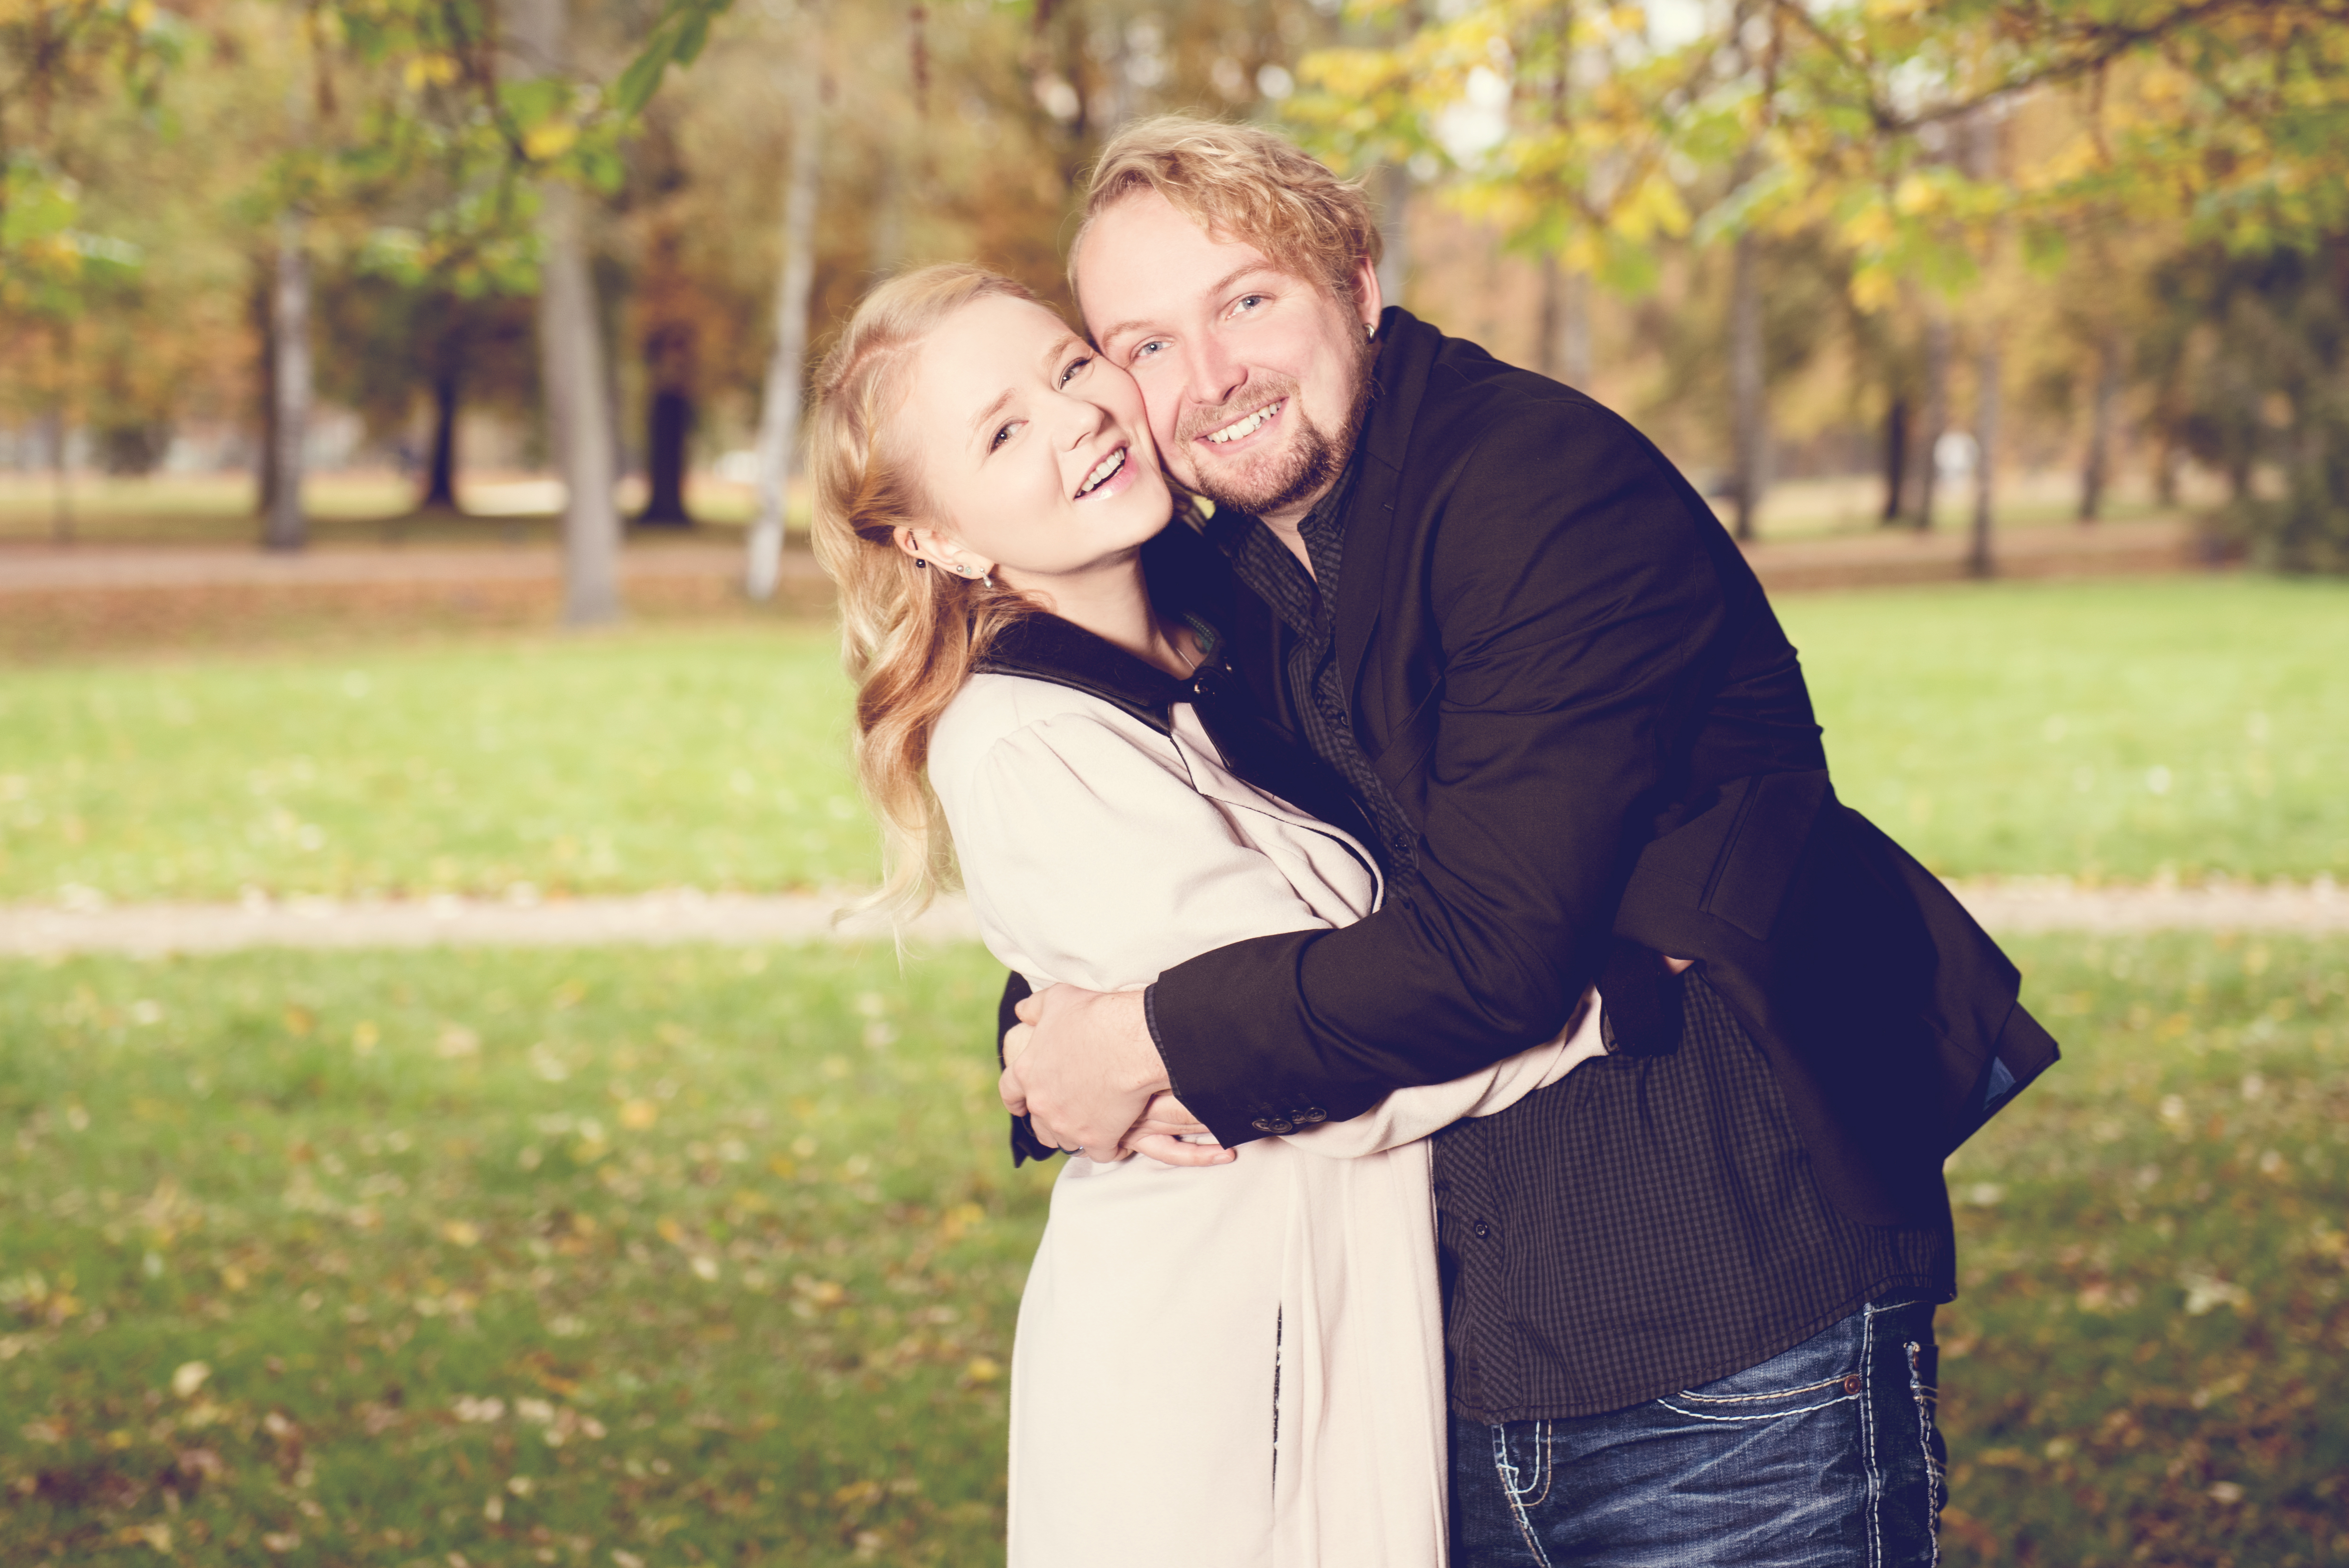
[{"left": 1075, "top": 190, "right": 1380, "bottom": 527}]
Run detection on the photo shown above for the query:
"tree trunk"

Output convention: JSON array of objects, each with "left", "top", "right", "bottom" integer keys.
[
  {"left": 509, "top": 0, "right": 622, "bottom": 624},
  {"left": 2078, "top": 329, "right": 2123, "bottom": 523},
  {"left": 1538, "top": 253, "right": 1592, "bottom": 386},
  {"left": 1914, "top": 311, "right": 1952, "bottom": 530},
  {"left": 253, "top": 267, "right": 278, "bottom": 520},
  {"left": 1969, "top": 334, "right": 2000, "bottom": 577},
  {"left": 1375, "top": 163, "right": 1409, "bottom": 313},
  {"left": 264, "top": 210, "right": 311, "bottom": 553},
  {"left": 45, "top": 321, "right": 73, "bottom": 543},
  {"left": 1728, "top": 226, "right": 1766, "bottom": 542},
  {"left": 1880, "top": 395, "right": 1908, "bottom": 525},
  {"left": 637, "top": 386, "right": 695, "bottom": 527},
  {"left": 747, "top": 50, "right": 823, "bottom": 603},
  {"left": 417, "top": 365, "right": 462, "bottom": 511}
]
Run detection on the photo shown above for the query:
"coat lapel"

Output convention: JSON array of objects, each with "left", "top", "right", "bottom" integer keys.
[{"left": 1334, "top": 309, "right": 1443, "bottom": 726}]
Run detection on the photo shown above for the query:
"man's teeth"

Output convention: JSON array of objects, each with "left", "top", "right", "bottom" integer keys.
[
  {"left": 1077, "top": 448, "right": 1126, "bottom": 496},
  {"left": 1204, "top": 401, "right": 1281, "bottom": 445}
]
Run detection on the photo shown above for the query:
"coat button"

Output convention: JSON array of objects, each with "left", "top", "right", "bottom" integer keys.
[
  {"left": 1296, "top": 1107, "right": 1328, "bottom": 1125},
  {"left": 1250, "top": 1117, "right": 1277, "bottom": 1134},
  {"left": 1254, "top": 1116, "right": 1294, "bottom": 1135}
]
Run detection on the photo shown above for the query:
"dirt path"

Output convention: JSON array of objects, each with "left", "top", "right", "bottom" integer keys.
[
  {"left": 0, "top": 517, "right": 2200, "bottom": 599},
  {"left": 2, "top": 879, "right": 2340, "bottom": 958}
]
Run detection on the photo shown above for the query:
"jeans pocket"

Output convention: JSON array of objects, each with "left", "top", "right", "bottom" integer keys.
[{"left": 1654, "top": 1319, "right": 1866, "bottom": 1424}]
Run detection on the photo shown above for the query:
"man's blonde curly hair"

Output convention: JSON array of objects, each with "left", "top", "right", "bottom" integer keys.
[{"left": 1072, "top": 115, "right": 1382, "bottom": 308}]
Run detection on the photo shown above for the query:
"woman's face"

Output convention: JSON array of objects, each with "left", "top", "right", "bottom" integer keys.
[{"left": 896, "top": 294, "right": 1172, "bottom": 588}]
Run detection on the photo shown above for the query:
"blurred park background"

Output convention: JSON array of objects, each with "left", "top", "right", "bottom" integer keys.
[{"left": 4, "top": 0, "right": 2348, "bottom": 1564}]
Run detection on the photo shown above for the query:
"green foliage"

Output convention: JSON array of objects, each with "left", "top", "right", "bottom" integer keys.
[
  {"left": 0, "top": 940, "right": 1033, "bottom": 1565},
  {"left": 0, "top": 626, "right": 877, "bottom": 903},
  {"left": 1783, "top": 578, "right": 2349, "bottom": 882},
  {"left": 0, "top": 933, "right": 2340, "bottom": 1563}
]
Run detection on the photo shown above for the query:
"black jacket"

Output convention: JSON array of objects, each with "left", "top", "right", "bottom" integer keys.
[{"left": 1150, "top": 308, "right": 2058, "bottom": 1228}]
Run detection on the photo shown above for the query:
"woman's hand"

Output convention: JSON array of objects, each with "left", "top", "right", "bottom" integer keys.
[{"left": 1120, "top": 1092, "right": 1235, "bottom": 1167}]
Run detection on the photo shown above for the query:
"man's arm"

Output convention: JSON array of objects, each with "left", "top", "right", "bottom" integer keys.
[{"left": 1143, "top": 409, "right": 1737, "bottom": 1143}]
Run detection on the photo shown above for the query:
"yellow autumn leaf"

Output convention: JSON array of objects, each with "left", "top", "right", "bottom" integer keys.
[
  {"left": 171, "top": 1360, "right": 211, "bottom": 1398},
  {"left": 442, "top": 1219, "right": 482, "bottom": 1247},
  {"left": 524, "top": 120, "right": 579, "bottom": 162},
  {"left": 618, "top": 1098, "right": 658, "bottom": 1130}
]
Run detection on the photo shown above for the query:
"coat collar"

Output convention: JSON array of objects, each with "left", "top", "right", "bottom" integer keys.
[
  {"left": 1335, "top": 307, "right": 1444, "bottom": 701},
  {"left": 969, "top": 611, "right": 1192, "bottom": 736}
]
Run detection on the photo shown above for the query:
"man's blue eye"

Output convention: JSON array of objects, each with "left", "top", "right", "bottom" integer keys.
[{"left": 1133, "top": 339, "right": 1166, "bottom": 359}]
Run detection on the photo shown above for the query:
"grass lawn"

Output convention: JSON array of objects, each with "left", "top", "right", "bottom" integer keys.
[
  {"left": 0, "top": 627, "right": 877, "bottom": 903},
  {"left": 0, "top": 931, "right": 2342, "bottom": 1566},
  {"left": 1781, "top": 576, "right": 2349, "bottom": 882},
  {"left": 2, "top": 576, "right": 2344, "bottom": 905}
]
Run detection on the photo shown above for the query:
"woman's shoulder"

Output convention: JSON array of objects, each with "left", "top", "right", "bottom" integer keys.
[{"left": 928, "top": 673, "right": 1178, "bottom": 797}]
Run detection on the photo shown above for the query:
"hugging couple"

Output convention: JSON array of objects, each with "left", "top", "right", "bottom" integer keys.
[{"left": 808, "top": 116, "right": 2058, "bottom": 1568}]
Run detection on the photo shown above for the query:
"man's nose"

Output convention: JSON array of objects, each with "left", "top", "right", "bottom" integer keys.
[{"left": 1182, "top": 336, "right": 1247, "bottom": 411}]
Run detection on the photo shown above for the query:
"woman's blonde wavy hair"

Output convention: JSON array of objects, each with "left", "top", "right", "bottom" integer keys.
[{"left": 808, "top": 263, "right": 1046, "bottom": 921}]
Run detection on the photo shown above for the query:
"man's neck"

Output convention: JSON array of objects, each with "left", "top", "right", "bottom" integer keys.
[{"left": 1257, "top": 489, "right": 1330, "bottom": 576}]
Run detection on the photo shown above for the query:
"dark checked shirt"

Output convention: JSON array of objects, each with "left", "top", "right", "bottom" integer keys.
[
  {"left": 1211, "top": 468, "right": 1955, "bottom": 1423},
  {"left": 1215, "top": 471, "right": 1421, "bottom": 878}
]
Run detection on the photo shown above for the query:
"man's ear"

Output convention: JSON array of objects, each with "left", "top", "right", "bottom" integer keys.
[{"left": 1353, "top": 253, "right": 1384, "bottom": 332}]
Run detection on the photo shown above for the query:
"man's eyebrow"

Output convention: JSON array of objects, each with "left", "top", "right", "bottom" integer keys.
[{"left": 1095, "top": 263, "right": 1282, "bottom": 349}]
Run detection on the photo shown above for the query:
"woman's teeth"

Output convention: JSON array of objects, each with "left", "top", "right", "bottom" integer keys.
[
  {"left": 1204, "top": 400, "right": 1282, "bottom": 445},
  {"left": 1077, "top": 448, "right": 1127, "bottom": 496}
]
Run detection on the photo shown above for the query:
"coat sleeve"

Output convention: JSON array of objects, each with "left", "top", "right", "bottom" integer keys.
[
  {"left": 942, "top": 711, "right": 1342, "bottom": 997},
  {"left": 1149, "top": 407, "right": 1737, "bottom": 1143}
]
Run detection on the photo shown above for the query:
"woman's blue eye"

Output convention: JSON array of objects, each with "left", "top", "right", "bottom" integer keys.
[
  {"left": 990, "top": 423, "right": 1018, "bottom": 450},
  {"left": 1059, "top": 355, "right": 1092, "bottom": 387}
]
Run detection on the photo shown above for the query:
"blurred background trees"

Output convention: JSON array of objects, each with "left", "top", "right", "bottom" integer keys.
[{"left": 5, "top": 0, "right": 2349, "bottom": 576}]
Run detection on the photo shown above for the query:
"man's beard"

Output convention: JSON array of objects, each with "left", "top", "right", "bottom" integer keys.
[{"left": 1176, "top": 346, "right": 1374, "bottom": 519}]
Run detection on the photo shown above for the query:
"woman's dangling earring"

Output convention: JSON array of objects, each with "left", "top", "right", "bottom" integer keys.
[{"left": 983, "top": 572, "right": 995, "bottom": 590}]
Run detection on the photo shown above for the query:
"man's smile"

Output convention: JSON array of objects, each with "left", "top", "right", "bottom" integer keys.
[{"left": 1198, "top": 398, "right": 1286, "bottom": 448}]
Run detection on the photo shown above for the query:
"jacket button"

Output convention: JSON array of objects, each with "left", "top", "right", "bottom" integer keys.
[
  {"left": 1254, "top": 1116, "right": 1294, "bottom": 1135},
  {"left": 1250, "top": 1117, "right": 1277, "bottom": 1134},
  {"left": 1472, "top": 1220, "right": 1492, "bottom": 1240},
  {"left": 1296, "top": 1107, "right": 1328, "bottom": 1125}
]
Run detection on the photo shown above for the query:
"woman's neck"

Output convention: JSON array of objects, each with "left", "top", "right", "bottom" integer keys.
[{"left": 998, "top": 558, "right": 1192, "bottom": 678}]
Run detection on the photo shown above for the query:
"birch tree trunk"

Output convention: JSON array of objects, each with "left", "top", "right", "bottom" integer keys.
[
  {"left": 1970, "top": 334, "right": 2001, "bottom": 576},
  {"left": 263, "top": 210, "right": 311, "bottom": 553},
  {"left": 1914, "top": 310, "right": 1951, "bottom": 530},
  {"left": 1728, "top": 226, "right": 1766, "bottom": 542},
  {"left": 508, "top": 0, "right": 621, "bottom": 624},
  {"left": 746, "top": 52, "right": 823, "bottom": 603},
  {"left": 1964, "top": 110, "right": 2001, "bottom": 577}
]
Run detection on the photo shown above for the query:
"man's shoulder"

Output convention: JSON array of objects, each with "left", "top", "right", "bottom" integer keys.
[{"left": 1413, "top": 327, "right": 1650, "bottom": 466}]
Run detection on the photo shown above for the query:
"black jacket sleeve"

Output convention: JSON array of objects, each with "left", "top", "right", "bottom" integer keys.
[{"left": 1150, "top": 405, "right": 1736, "bottom": 1143}]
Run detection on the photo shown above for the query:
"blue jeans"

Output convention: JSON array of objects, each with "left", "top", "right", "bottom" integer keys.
[{"left": 1451, "top": 1299, "right": 1946, "bottom": 1567}]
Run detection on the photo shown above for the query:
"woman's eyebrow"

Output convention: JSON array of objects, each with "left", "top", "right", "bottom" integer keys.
[{"left": 967, "top": 388, "right": 1016, "bottom": 446}]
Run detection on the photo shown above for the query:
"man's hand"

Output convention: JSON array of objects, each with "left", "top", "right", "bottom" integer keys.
[{"left": 998, "top": 985, "right": 1170, "bottom": 1164}]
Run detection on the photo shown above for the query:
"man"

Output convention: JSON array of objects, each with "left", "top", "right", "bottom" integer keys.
[{"left": 1004, "top": 116, "right": 2057, "bottom": 1565}]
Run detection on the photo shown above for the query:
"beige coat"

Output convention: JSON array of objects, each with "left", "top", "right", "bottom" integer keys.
[{"left": 930, "top": 672, "right": 1603, "bottom": 1568}]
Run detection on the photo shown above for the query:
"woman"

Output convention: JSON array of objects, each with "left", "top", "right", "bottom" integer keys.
[{"left": 809, "top": 264, "right": 1603, "bottom": 1567}]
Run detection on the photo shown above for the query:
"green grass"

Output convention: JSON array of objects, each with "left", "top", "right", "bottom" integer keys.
[
  {"left": 1937, "top": 932, "right": 2349, "bottom": 1566},
  {"left": 0, "top": 627, "right": 878, "bottom": 903},
  {"left": 1783, "top": 576, "right": 2349, "bottom": 881},
  {"left": 0, "top": 940, "right": 1032, "bottom": 1566},
  {"left": 3, "top": 577, "right": 2343, "bottom": 905},
  {"left": 0, "top": 932, "right": 2341, "bottom": 1565}
]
